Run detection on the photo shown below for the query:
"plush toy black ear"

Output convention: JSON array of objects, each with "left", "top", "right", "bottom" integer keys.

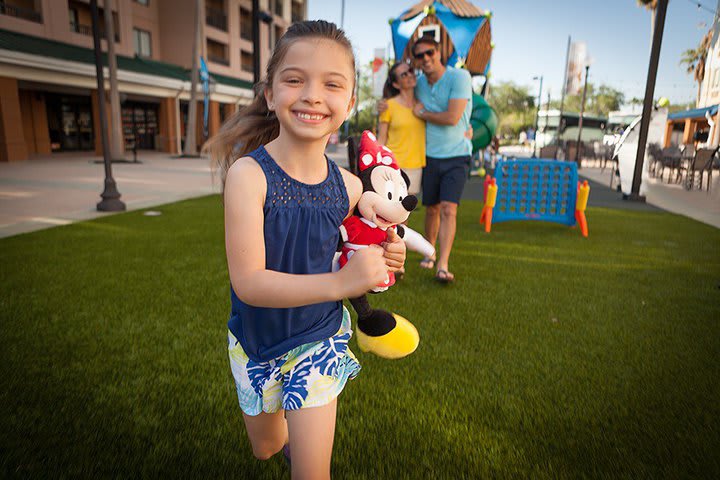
[{"left": 401, "top": 169, "right": 411, "bottom": 189}]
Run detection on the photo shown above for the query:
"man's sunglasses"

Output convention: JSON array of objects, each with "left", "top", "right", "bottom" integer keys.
[{"left": 413, "top": 48, "right": 436, "bottom": 60}]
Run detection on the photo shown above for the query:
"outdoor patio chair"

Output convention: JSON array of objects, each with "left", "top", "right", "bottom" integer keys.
[
  {"left": 646, "top": 143, "right": 663, "bottom": 177},
  {"left": 600, "top": 144, "right": 614, "bottom": 171},
  {"left": 681, "top": 144, "right": 696, "bottom": 161},
  {"left": 684, "top": 147, "right": 719, "bottom": 193},
  {"left": 656, "top": 146, "right": 683, "bottom": 183}
]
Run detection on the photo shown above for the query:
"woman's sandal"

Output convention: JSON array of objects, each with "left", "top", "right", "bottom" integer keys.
[
  {"left": 419, "top": 257, "right": 436, "bottom": 270},
  {"left": 435, "top": 269, "right": 455, "bottom": 284}
]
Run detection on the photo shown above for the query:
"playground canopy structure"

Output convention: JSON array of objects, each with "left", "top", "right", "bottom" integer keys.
[
  {"left": 390, "top": 0, "right": 497, "bottom": 150},
  {"left": 390, "top": 0, "right": 493, "bottom": 75}
]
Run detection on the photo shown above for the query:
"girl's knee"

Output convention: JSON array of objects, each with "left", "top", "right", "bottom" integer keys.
[{"left": 251, "top": 441, "right": 284, "bottom": 461}]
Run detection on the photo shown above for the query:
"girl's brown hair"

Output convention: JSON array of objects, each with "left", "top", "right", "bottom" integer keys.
[{"left": 203, "top": 20, "right": 355, "bottom": 190}]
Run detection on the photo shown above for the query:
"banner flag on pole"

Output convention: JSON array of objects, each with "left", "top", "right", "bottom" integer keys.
[
  {"left": 200, "top": 56, "right": 210, "bottom": 138},
  {"left": 564, "top": 41, "right": 587, "bottom": 96}
]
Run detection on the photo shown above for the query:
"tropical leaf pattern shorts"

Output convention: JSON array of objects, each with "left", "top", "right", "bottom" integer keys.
[{"left": 228, "top": 307, "right": 361, "bottom": 416}]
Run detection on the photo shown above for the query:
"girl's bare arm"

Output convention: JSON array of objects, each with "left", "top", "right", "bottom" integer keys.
[{"left": 225, "top": 158, "right": 387, "bottom": 308}]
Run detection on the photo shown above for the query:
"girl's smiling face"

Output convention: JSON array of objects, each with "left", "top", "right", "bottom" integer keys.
[{"left": 266, "top": 38, "right": 355, "bottom": 142}]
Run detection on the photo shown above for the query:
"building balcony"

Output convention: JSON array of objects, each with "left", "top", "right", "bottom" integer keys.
[
  {"left": 0, "top": 2, "right": 43, "bottom": 23},
  {"left": 206, "top": 6, "right": 227, "bottom": 31},
  {"left": 70, "top": 21, "right": 120, "bottom": 42},
  {"left": 208, "top": 54, "right": 229, "bottom": 66}
]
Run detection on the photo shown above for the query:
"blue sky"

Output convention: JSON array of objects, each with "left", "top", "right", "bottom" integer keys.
[{"left": 307, "top": 0, "right": 715, "bottom": 106}]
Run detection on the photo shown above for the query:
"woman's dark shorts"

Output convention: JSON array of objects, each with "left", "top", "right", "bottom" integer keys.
[{"left": 421, "top": 155, "right": 470, "bottom": 205}]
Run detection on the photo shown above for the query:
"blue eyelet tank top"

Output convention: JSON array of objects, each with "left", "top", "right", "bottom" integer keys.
[{"left": 228, "top": 145, "right": 349, "bottom": 363}]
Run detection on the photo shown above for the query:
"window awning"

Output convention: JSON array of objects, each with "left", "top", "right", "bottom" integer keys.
[{"left": 667, "top": 104, "right": 719, "bottom": 121}]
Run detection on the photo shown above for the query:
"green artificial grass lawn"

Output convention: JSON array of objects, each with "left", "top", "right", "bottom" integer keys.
[{"left": 1, "top": 196, "right": 719, "bottom": 479}]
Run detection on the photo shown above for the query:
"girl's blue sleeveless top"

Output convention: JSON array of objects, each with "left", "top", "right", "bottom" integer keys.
[{"left": 228, "top": 145, "right": 349, "bottom": 362}]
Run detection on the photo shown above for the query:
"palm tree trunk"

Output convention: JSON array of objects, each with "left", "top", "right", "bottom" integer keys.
[
  {"left": 104, "top": 0, "right": 124, "bottom": 159},
  {"left": 184, "top": 0, "right": 202, "bottom": 156}
]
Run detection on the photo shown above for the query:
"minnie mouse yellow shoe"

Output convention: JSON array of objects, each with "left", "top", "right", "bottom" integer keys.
[{"left": 355, "top": 310, "right": 419, "bottom": 359}]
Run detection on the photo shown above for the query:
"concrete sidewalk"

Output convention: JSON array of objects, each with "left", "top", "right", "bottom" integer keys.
[
  {"left": 579, "top": 165, "right": 720, "bottom": 229},
  {"left": 0, "top": 151, "right": 219, "bottom": 239}
]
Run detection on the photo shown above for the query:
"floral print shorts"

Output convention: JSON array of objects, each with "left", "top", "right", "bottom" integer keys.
[{"left": 228, "top": 307, "right": 361, "bottom": 416}]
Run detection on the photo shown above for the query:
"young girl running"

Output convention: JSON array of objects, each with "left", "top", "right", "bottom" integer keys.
[{"left": 204, "top": 21, "right": 406, "bottom": 480}]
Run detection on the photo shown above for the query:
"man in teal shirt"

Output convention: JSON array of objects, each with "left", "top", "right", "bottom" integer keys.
[{"left": 411, "top": 35, "right": 472, "bottom": 283}]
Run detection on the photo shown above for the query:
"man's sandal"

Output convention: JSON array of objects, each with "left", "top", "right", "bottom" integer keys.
[
  {"left": 435, "top": 269, "right": 455, "bottom": 284},
  {"left": 419, "top": 257, "right": 436, "bottom": 270}
]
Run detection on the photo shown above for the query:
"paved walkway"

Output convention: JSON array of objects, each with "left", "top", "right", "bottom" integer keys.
[
  {"left": 1, "top": 146, "right": 718, "bottom": 239},
  {"left": 0, "top": 151, "right": 219, "bottom": 238},
  {"left": 578, "top": 165, "right": 720, "bottom": 228}
]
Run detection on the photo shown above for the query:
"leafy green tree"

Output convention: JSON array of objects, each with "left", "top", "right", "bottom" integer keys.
[
  {"left": 486, "top": 81, "right": 536, "bottom": 137},
  {"left": 548, "top": 83, "right": 624, "bottom": 117},
  {"left": 343, "top": 63, "right": 379, "bottom": 139},
  {"left": 591, "top": 85, "right": 625, "bottom": 115}
]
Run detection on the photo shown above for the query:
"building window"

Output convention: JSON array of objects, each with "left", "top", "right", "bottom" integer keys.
[
  {"left": 208, "top": 39, "right": 229, "bottom": 66},
  {"left": 133, "top": 28, "right": 152, "bottom": 57},
  {"left": 240, "top": 6, "right": 252, "bottom": 41},
  {"left": 274, "top": 0, "right": 283, "bottom": 17},
  {"left": 135, "top": 0, "right": 149, "bottom": 5},
  {"left": 1, "top": 0, "right": 44, "bottom": 23},
  {"left": 69, "top": 8, "right": 78, "bottom": 30},
  {"left": 241, "top": 50, "right": 253, "bottom": 73},
  {"left": 206, "top": 0, "right": 227, "bottom": 31}
]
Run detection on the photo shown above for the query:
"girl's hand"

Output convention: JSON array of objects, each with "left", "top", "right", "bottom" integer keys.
[
  {"left": 340, "top": 245, "right": 389, "bottom": 297},
  {"left": 381, "top": 228, "right": 406, "bottom": 272}
]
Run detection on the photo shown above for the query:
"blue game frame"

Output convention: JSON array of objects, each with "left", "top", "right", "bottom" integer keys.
[{"left": 492, "top": 159, "right": 578, "bottom": 226}]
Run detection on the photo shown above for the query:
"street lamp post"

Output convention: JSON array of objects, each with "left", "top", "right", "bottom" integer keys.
[
  {"left": 90, "top": 0, "right": 124, "bottom": 212},
  {"left": 532, "top": 75, "right": 543, "bottom": 157},
  {"left": 629, "top": 0, "right": 669, "bottom": 201},
  {"left": 575, "top": 64, "right": 590, "bottom": 166}
]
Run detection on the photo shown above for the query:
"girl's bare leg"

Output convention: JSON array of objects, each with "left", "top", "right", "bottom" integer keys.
[
  {"left": 243, "top": 409, "right": 289, "bottom": 460},
  {"left": 286, "top": 398, "right": 337, "bottom": 480}
]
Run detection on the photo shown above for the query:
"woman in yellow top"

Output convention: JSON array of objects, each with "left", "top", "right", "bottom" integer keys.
[{"left": 377, "top": 61, "right": 426, "bottom": 196}]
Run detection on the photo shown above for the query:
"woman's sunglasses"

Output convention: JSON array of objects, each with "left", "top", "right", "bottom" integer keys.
[
  {"left": 413, "top": 48, "right": 436, "bottom": 60},
  {"left": 397, "top": 70, "right": 413, "bottom": 79}
]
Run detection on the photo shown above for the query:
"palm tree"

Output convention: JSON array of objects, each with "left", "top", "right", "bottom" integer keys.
[{"left": 680, "top": 30, "right": 713, "bottom": 101}]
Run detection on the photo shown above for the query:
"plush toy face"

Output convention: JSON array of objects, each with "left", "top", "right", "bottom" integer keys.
[{"left": 357, "top": 165, "right": 416, "bottom": 229}]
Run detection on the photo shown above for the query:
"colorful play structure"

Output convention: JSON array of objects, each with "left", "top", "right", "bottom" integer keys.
[
  {"left": 390, "top": 0, "right": 498, "bottom": 150},
  {"left": 480, "top": 160, "right": 590, "bottom": 237}
]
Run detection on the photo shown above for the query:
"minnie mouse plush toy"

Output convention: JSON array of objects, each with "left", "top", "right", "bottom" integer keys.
[{"left": 339, "top": 131, "right": 420, "bottom": 359}]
